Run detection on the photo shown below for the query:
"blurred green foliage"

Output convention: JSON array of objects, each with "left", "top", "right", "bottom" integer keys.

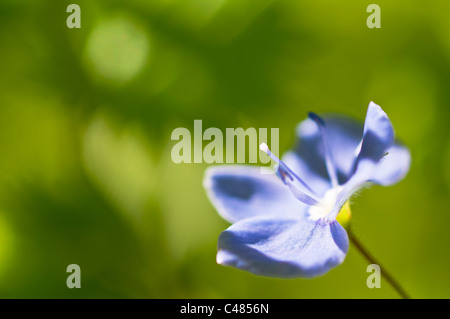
[{"left": 0, "top": 0, "right": 449, "bottom": 298}]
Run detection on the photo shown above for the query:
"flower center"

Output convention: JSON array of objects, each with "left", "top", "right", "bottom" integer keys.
[{"left": 307, "top": 186, "right": 343, "bottom": 221}]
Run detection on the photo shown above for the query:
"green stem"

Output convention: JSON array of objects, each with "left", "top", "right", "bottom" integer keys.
[{"left": 347, "top": 227, "right": 411, "bottom": 299}]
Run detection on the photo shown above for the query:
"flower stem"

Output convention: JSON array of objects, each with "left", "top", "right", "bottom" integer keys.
[{"left": 347, "top": 227, "right": 411, "bottom": 299}]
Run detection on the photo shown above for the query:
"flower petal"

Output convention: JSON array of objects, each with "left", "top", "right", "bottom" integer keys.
[
  {"left": 285, "top": 115, "right": 364, "bottom": 194},
  {"left": 369, "top": 142, "right": 411, "bottom": 186},
  {"left": 328, "top": 104, "right": 408, "bottom": 219},
  {"left": 282, "top": 151, "right": 332, "bottom": 198},
  {"left": 217, "top": 216, "right": 349, "bottom": 278},
  {"left": 204, "top": 165, "right": 306, "bottom": 223},
  {"left": 354, "top": 101, "right": 395, "bottom": 165}
]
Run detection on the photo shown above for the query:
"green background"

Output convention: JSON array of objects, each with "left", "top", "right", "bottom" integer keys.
[{"left": 0, "top": 0, "right": 448, "bottom": 298}]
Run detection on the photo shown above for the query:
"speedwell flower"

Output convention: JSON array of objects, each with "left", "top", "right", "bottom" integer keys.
[{"left": 203, "top": 102, "right": 411, "bottom": 278}]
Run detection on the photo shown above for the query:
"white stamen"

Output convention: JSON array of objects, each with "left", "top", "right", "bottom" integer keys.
[
  {"left": 259, "top": 142, "right": 322, "bottom": 205},
  {"left": 259, "top": 142, "right": 269, "bottom": 153}
]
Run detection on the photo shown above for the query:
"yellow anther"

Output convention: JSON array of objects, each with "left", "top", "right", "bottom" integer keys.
[{"left": 336, "top": 200, "right": 351, "bottom": 229}]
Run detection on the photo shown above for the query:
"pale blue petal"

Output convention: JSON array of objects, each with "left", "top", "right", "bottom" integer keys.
[
  {"left": 282, "top": 151, "right": 332, "bottom": 198},
  {"left": 354, "top": 101, "right": 395, "bottom": 165},
  {"left": 204, "top": 165, "right": 306, "bottom": 223},
  {"left": 217, "top": 216, "right": 349, "bottom": 278},
  {"left": 369, "top": 142, "right": 411, "bottom": 186},
  {"left": 330, "top": 103, "right": 405, "bottom": 218},
  {"left": 286, "top": 114, "right": 364, "bottom": 193},
  {"left": 329, "top": 141, "right": 411, "bottom": 219}
]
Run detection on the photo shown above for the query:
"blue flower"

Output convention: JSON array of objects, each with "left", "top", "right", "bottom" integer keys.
[{"left": 203, "top": 102, "right": 411, "bottom": 278}]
